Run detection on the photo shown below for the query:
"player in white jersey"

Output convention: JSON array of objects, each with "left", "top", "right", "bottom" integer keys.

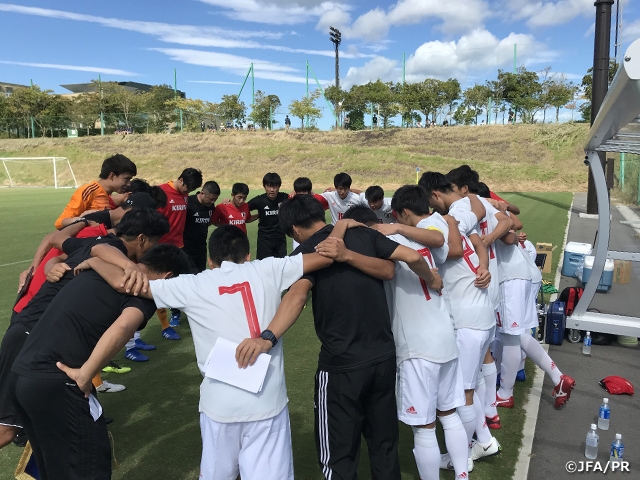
[
  {"left": 320, "top": 172, "right": 367, "bottom": 224},
  {"left": 446, "top": 167, "right": 517, "bottom": 432},
  {"left": 516, "top": 232, "right": 541, "bottom": 378},
  {"left": 359, "top": 186, "right": 395, "bottom": 224},
  {"left": 98, "top": 225, "right": 333, "bottom": 480},
  {"left": 418, "top": 172, "right": 504, "bottom": 466}
]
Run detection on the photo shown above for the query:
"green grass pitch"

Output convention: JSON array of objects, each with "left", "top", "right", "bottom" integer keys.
[{"left": 0, "top": 188, "right": 572, "bottom": 479}]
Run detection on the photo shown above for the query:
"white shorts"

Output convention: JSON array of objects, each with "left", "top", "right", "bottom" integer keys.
[
  {"left": 524, "top": 282, "right": 541, "bottom": 329},
  {"left": 497, "top": 279, "right": 531, "bottom": 335},
  {"left": 397, "top": 358, "right": 466, "bottom": 426},
  {"left": 199, "top": 406, "right": 294, "bottom": 480},
  {"left": 456, "top": 327, "right": 495, "bottom": 390}
]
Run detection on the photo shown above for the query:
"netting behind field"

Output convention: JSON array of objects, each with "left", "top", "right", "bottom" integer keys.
[
  {"left": 0, "top": 158, "right": 78, "bottom": 188},
  {"left": 616, "top": 154, "right": 640, "bottom": 205}
]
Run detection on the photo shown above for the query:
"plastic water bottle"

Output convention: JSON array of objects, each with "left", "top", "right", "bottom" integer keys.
[
  {"left": 598, "top": 398, "right": 610, "bottom": 430},
  {"left": 609, "top": 434, "right": 624, "bottom": 465},
  {"left": 585, "top": 424, "right": 599, "bottom": 459},
  {"left": 582, "top": 331, "right": 592, "bottom": 355}
]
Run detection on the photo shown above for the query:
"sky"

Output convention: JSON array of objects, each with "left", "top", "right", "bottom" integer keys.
[{"left": 1, "top": 0, "right": 639, "bottom": 129}]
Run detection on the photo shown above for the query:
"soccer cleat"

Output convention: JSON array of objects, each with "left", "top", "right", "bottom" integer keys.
[
  {"left": 135, "top": 338, "right": 156, "bottom": 351},
  {"left": 471, "top": 437, "right": 502, "bottom": 461},
  {"left": 486, "top": 415, "right": 501, "bottom": 430},
  {"left": 96, "top": 380, "right": 126, "bottom": 393},
  {"left": 12, "top": 429, "right": 27, "bottom": 448},
  {"left": 102, "top": 361, "right": 131, "bottom": 374},
  {"left": 516, "top": 369, "right": 526, "bottom": 382},
  {"left": 124, "top": 348, "right": 149, "bottom": 362},
  {"left": 495, "top": 394, "right": 514, "bottom": 408},
  {"left": 169, "top": 312, "right": 181, "bottom": 327},
  {"left": 162, "top": 327, "right": 181, "bottom": 340},
  {"left": 440, "top": 453, "right": 474, "bottom": 472},
  {"left": 552, "top": 374, "right": 576, "bottom": 409}
]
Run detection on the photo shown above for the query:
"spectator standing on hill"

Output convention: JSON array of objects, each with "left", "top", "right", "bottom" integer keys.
[
  {"left": 248, "top": 173, "right": 290, "bottom": 260},
  {"left": 284, "top": 115, "right": 291, "bottom": 131},
  {"left": 183, "top": 181, "right": 221, "bottom": 273},
  {"left": 55, "top": 154, "right": 137, "bottom": 229}
]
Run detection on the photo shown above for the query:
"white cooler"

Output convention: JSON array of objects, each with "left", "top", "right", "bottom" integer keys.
[{"left": 561, "top": 242, "right": 592, "bottom": 277}]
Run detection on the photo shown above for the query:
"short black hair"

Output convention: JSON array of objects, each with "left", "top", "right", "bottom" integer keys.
[
  {"left": 293, "top": 177, "right": 313, "bottom": 194},
  {"left": 333, "top": 172, "right": 352, "bottom": 189},
  {"left": 115, "top": 208, "right": 170, "bottom": 240},
  {"left": 139, "top": 244, "right": 196, "bottom": 276},
  {"left": 263, "top": 172, "right": 282, "bottom": 187},
  {"left": 446, "top": 165, "right": 479, "bottom": 192},
  {"left": 391, "top": 185, "right": 431, "bottom": 216},
  {"left": 202, "top": 181, "right": 221, "bottom": 195},
  {"left": 99, "top": 154, "right": 137, "bottom": 179},
  {"left": 343, "top": 206, "right": 378, "bottom": 226},
  {"left": 476, "top": 182, "right": 491, "bottom": 198},
  {"left": 208, "top": 225, "right": 250, "bottom": 266},
  {"left": 232, "top": 183, "right": 249, "bottom": 196},
  {"left": 125, "top": 178, "right": 150, "bottom": 194},
  {"left": 149, "top": 186, "right": 168, "bottom": 208},
  {"left": 418, "top": 172, "right": 453, "bottom": 197},
  {"left": 179, "top": 168, "right": 203, "bottom": 192},
  {"left": 124, "top": 178, "right": 167, "bottom": 208},
  {"left": 365, "top": 185, "right": 384, "bottom": 203},
  {"left": 279, "top": 195, "right": 326, "bottom": 237}
]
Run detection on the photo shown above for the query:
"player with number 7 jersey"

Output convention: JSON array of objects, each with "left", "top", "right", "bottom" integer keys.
[{"left": 146, "top": 225, "right": 333, "bottom": 480}]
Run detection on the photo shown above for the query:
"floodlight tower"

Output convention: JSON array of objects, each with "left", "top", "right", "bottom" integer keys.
[{"left": 330, "top": 27, "right": 342, "bottom": 89}]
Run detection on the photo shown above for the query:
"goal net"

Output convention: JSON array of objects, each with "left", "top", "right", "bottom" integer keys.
[{"left": 0, "top": 157, "right": 78, "bottom": 188}]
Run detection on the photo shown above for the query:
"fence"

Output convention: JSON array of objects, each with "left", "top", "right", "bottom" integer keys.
[{"left": 615, "top": 154, "right": 640, "bottom": 206}]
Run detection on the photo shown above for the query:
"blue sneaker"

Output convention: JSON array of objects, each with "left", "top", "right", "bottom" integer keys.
[
  {"left": 135, "top": 338, "right": 156, "bottom": 351},
  {"left": 162, "top": 327, "right": 181, "bottom": 341},
  {"left": 124, "top": 348, "right": 149, "bottom": 362},
  {"left": 496, "top": 373, "right": 501, "bottom": 387},
  {"left": 169, "top": 312, "right": 181, "bottom": 328},
  {"left": 516, "top": 369, "right": 527, "bottom": 382}
]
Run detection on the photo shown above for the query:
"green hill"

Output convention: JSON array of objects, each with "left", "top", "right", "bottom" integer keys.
[{"left": 0, "top": 123, "right": 590, "bottom": 191}]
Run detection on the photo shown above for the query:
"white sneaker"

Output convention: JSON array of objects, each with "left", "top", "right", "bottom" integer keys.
[
  {"left": 96, "top": 380, "right": 126, "bottom": 393},
  {"left": 439, "top": 453, "right": 474, "bottom": 472},
  {"left": 471, "top": 437, "right": 502, "bottom": 460}
]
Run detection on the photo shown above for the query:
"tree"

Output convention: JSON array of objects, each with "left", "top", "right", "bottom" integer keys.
[
  {"left": 565, "top": 101, "right": 578, "bottom": 121},
  {"left": 453, "top": 102, "right": 477, "bottom": 125},
  {"left": 70, "top": 92, "right": 100, "bottom": 135},
  {"left": 360, "top": 80, "right": 398, "bottom": 128},
  {"left": 143, "top": 85, "right": 178, "bottom": 133},
  {"left": 498, "top": 67, "right": 543, "bottom": 123},
  {"left": 324, "top": 85, "right": 348, "bottom": 128},
  {"left": 289, "top": 90, "right": 322, "bottom": 129},
  {"left": 216, "top": 94, "right": 246, "bottom": 125},
  {"left": 439, "top": 78, "right": 461, "bottom": 123},
  {"left": 463, "top": 84, "right": 491, "bottom": 124},
  {"left": 167, "top": 97, "right": 217, "bottom": 132},
  {"left": 249, "top": 90, "right": 281, "bottom": 129},
  {"left": 6, "top": 85, "right": 63, "bottom": 137},
  {"left": 580, "top": 60, "right": 618, "bottom": 122},
  {"left": 546, "top": 75, "right": 577, "bottom": 123},
  {"left": 100, "top": 82, "right": 144, "bottom": 129}
]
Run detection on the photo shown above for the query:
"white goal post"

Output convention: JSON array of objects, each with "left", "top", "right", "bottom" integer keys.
[{"left": 0, "top": 157, "right": 78, "bottom": 189}]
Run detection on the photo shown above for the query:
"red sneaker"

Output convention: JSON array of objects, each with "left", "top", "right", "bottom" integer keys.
[
  {"left": 552, "top": 374, "right": 576, "bottom": 409},
  {"left": 486, "top": 415, "right": 501, "bottom": 429},
  {"left": 495, "top": 394, "right": 514, "bottom": 408}
]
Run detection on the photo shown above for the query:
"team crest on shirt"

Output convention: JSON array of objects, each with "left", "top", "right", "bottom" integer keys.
[{"left": 241, "top": 212, "right": 246, "bottom": 218}]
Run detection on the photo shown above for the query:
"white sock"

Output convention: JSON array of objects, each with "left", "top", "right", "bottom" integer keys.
[
  {"left": 412, "top": 427, "right": 440, "bottom": 480},
  {"left": 493, "top": 337, "right": 503, "bottom": 375},
  {"left": 475, "top": 375, "right": 486, "bottom": 411},
  {"left": 440, "top": 413, "right": 469, "bottom": 478},
  {"left": 457, "top": 404, "right": 476, "bottom": 455},
  {"left": 520, "top": 333, "right": 563, "bottom": 385},
  {"left": 482, "top": 361, "right": 498, "bottom": 418},
  {"left": 473, "top": 392, "right": 492, "bottom": 444},
  {"left": 125, "top": 336, "right": 136, "bottom": 351},
  {"left": 497, "top": 335, "right": 521, "bottom": 399}
]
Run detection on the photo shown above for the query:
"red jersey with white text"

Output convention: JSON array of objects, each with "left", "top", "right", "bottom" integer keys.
[
  {"left": 158, "top": 181, "right": 189, "bottom": 247},
  {"left": 212, "top": 202, "right": 250, "bottom": 234}
]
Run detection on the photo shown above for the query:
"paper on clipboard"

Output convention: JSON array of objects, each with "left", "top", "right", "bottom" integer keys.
[{"left": 204, "top": 337, "right": 271, "bottom": 394}]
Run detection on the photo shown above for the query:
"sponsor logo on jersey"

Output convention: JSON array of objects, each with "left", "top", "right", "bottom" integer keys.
[
  {"left": 194, "top": 212, "right": 199, "bottom": 217},
  {"left": 194, "top": 218, "right": 209, "bottom": 224},
  {"left": 228, "top": 215, "right": 234, "bottom": 218},
  {"left": 406, "top": 406, "right": 417, "bottom": 415},
  {"left": 171, "top": 205, "right": 186, "bottom": 211},
  {"left": 170, "top": 199, "right": 175, "bottom": 204},
  {"left": 264, "top": 205, "right": 269, "bottom": 209},
  {"left": 510, "top": 321, "right": 519, "bottom": 328},
  {"left": 265, "top": 210, "right": 279, "bottom": 216},
  {"left": 230, "top": 220, "right": 245, "bottom": 226}
]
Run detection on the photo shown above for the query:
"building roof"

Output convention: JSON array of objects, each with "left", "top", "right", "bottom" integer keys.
[{"left": 61, "top": 81, "right": 185, "bottom": 98}]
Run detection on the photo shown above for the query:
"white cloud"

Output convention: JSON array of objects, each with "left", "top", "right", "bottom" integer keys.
[
  {"left": 350, "top": 8, "right": 389, "bottom": 42},
  {"left": 342, "top": 29, "right": 555, "bottom": 88},
  {"left": 0, "top": 60, "right": 137, "bottom": 76},
  {"left": 198, "top": 0, "right": 344, "bottom": 25},
  {"left": 503, "top": 0, "right": 593, "bottom": 28},
  {"left": 0, "top": 3, "right": 371, "bottom": 59},
  {"left": 151, "top": 48, "right": 331, "bottom": 84}
]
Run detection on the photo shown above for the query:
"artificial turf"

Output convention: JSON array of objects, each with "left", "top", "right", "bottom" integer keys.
[{"left": 0, "top": 188, "right": 572, "bottom": 480}]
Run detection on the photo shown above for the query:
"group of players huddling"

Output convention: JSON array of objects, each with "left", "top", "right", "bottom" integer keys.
[{"left": 0, "top": 153, "right": 575, "bottom": 480}]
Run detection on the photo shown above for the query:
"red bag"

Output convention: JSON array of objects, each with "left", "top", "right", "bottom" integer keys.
[
  {"left": 599, "top": 376, "right": 634, "bottom": 395},
  {"left": 558, "top": 286, "right": 584, "bottom": 317}
]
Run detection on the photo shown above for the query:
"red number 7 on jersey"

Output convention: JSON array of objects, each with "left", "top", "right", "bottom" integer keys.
[{"left": 219, "top": 282, "right": 261, "bottom": 338}]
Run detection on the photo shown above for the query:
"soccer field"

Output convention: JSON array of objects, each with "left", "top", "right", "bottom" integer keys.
[{"left": 0, "top": 188, "right": 572, "bottom": 480}]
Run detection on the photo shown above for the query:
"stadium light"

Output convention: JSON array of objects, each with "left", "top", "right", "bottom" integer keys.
[{"left": 329, "top": 27, "right": 341, "bottom": 89}]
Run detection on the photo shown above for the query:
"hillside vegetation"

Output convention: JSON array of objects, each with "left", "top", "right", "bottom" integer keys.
[{"left": 0, "top": 123, "right": 590, "bottom": 192}]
